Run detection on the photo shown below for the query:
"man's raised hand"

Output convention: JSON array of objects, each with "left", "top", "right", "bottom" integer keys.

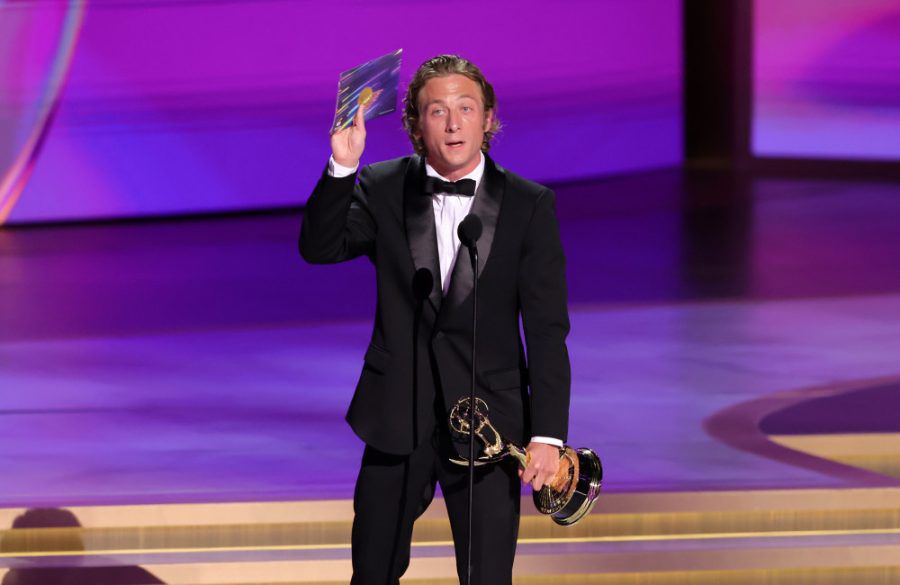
[{"left": 331, "top": 106, "right": 367, "bottom": 168}]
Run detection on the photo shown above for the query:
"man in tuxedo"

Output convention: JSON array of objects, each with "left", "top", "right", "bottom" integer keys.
[{"left": 300, "top": 55, "right": 570, "bottom": 585}]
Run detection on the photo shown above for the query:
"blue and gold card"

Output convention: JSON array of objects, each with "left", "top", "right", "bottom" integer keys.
[{"left": 332, "top": 49, "right": 403, "bottom": 133}]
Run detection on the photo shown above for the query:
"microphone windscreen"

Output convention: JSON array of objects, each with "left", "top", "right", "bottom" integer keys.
[
  {"left": 412, "top": 268, "right": 434, "bottom": 301},
  {"left": 458, "top": 214, "right": 483, "bottom": 248}
]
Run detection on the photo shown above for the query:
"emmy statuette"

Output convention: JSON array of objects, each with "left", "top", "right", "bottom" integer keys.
[{"left": 449, "top": 396, "right": 602, "bottom": 526}]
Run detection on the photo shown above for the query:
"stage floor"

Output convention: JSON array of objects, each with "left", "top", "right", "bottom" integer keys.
[{"left": 2, "top": 169, "right": 899, "bottom": 507}]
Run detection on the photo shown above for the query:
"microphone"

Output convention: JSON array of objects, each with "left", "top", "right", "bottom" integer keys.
[
  {"left": 457, "top": 214, "right": 483, "bottom": 249},
  {"left": 412, "top": 268, "right": 434, "bottom": 302}
]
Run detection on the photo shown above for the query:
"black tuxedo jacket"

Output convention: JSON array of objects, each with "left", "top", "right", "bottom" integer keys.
[{"left": 300, "top": 154, "right": 570, "bottom": 456}]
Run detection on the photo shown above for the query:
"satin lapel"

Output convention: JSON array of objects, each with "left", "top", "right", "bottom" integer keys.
[
  {"left": 437, "top": 156, "right": 505, "bottom": 328},
  {"left": 403, "top": 155, "right": 442, "bottom": 313}
]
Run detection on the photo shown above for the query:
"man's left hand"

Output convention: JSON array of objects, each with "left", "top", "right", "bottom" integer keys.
[{"left": 519, "top": 442, "right": 561, "bottom": 490}]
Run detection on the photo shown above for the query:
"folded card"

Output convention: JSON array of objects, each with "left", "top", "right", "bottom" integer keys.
[{"left": 332, "top": 49, "right": 403, "bottom": 132}]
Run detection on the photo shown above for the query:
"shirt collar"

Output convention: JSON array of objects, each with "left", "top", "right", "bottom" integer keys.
[{"left": 424, "top": 152, "right": 485, "bottom": 196}]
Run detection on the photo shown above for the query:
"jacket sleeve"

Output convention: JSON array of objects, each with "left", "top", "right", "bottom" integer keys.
[
  {"left": 517, "top": 189, "right": 571, "bottom": 442},
  {"left": 299, "top": 162, "right": 377, "bottom": 264}
]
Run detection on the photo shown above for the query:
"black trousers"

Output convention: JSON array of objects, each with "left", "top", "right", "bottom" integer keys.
[{"left": 350, "top": 428, "right": 521, "bottom": 585}]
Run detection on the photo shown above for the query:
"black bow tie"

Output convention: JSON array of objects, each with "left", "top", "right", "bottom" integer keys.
[{"left": 424, "top": 176, "right": 476, "bottom": 197}]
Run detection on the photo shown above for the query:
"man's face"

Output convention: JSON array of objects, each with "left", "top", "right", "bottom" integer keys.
[{"left": 415, "top": 74, "right": 494, "bottom": 181}]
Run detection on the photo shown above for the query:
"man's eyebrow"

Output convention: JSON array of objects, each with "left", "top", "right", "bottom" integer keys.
[{"left": 423, "top": 95, "right": 479, "bottom": 108}]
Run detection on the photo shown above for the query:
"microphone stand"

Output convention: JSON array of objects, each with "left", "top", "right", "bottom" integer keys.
[
  {"left": 457, "top": 212, "right": 482, "bottom": 585},
  {"left": 465, "top": 242, "right": 478, "bottom": 585}
]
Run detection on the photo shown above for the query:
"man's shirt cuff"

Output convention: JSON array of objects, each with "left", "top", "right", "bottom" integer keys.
[
  {"left": 530, "top": 436, "right": 564, "bottom": 448},
  {"left": 328, "top": 155, "right": 359, "bottom": 178}
]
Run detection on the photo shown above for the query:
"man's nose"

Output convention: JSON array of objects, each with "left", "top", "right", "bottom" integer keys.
[{"left": 446, "top": 110, "right": 460, "bottom": 132}]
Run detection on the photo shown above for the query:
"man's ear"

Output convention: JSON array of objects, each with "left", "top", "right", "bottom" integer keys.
[{"left": 483, "top": 108, "right": 494, "bottom": 132}]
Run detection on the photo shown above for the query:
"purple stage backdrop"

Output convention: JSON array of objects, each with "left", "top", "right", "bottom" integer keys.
[
  {"left": 1, "top": 0, "right": 682, "bottom": 224},
  {"left": 753, "top": 0, "right": 900, "bottom": 160}
]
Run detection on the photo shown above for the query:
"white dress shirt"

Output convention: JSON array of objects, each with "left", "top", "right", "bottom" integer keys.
[
  {"left": 327, "top": 155, "right": 563, "bottom": 448},
  {"left": 425, "top": 155, "right": 481, "bottom": 295}
]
